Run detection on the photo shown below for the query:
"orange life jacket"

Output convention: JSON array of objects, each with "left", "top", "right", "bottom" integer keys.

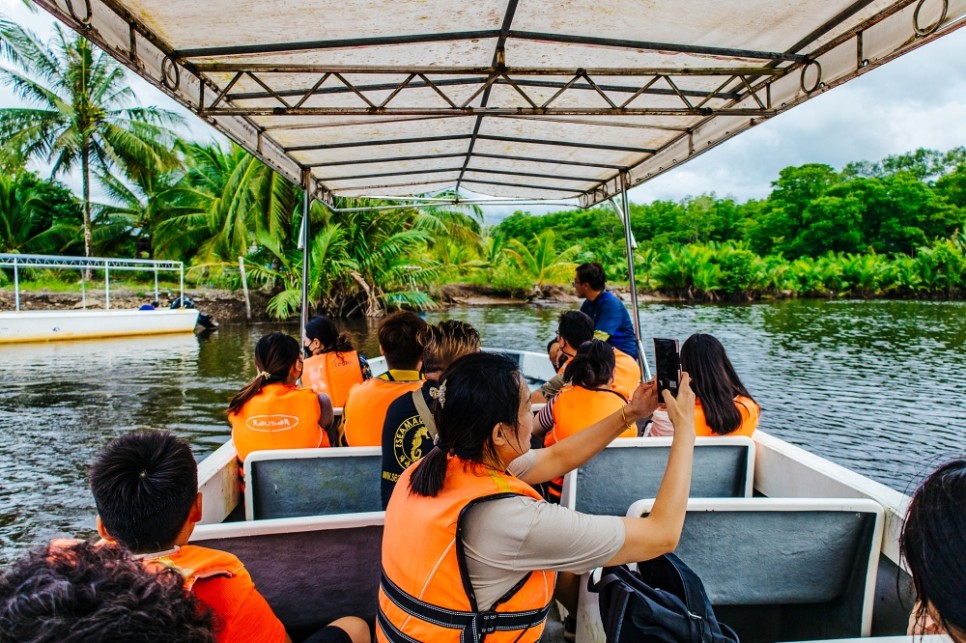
[
  {"left": 612, "top": 348, "right": 642, "bottom": 399},
  {"left": 142, "top": 545, "right": 287, "bottom": 643},
  {"left": 378, "top": 456, "right": 555, "bottom": 643},
  {"left": 694, "top": 395, "right": 760, "bottom": 437},
  {"left": 141, "top": 544, "right": 240, "bottom": 590},
  {"left": 543, "top": 385, "right": 633, "bottom": 501},
  {"left": 302, "top": 350, "right": 364, "bottom": 408},
  {"left": 342, "top": 375, "right": 422, "bottom": 447},
  {"left": 229, "top": 382, "right": 328, "bottom": 462}
]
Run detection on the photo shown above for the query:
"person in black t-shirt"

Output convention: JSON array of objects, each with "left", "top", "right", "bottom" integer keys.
[{"left": 380, "top": 320, "right": 480, "bottom": 507}]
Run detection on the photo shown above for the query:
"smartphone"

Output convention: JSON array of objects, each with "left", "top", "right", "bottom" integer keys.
[{"left": 653, "top": 338, "right": 680, "bottom": 399}]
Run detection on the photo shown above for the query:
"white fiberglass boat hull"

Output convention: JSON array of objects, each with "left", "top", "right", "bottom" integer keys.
[{"left": 0, "top": 309, "right": 200, "bottom": 344}]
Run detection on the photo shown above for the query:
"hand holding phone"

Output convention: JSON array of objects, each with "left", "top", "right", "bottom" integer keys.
[{"left": 653, "top": 338, "right": 680, "bottom": 400}]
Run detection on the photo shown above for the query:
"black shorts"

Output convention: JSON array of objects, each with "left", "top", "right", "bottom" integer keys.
[{"left": 302, "top": 625, "right": 352, "bottom": 643}]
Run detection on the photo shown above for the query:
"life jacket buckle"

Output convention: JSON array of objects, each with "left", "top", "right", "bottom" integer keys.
[{"left": 480, "top": 611, "right": 499, "bottom": 634}]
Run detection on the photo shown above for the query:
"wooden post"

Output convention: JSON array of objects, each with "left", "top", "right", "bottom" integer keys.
[{"left": 238, "top": 256, "right": 251, "bottom": 320}]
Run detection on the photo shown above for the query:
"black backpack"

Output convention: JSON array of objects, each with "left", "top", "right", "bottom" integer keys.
[{"left": 589, "top": 553, "right": 740, "bottom": 643}]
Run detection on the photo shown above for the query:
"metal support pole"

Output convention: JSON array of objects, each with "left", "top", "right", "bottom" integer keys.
[
  {"left": 298, "top": 170, "right": 312, "bottom": 345},
  {"left": 617, "top": 172, "right": 651, "bottom": 381},
  {"left": 179, "top": 263, "right": 185, "bottom": 307},
  {"left": 238, "top": 256, "right": 252, "bottom": 320},
  {"left": 81, "top": 267, "right": 86, "bottom": 309},
  {"left": 154, "top": 268, "right": 159, "bottom": 303},
  {"left": 105, "top": 261, "right": 111, "bottom": 310},
  {"left": 13, "top": 258, "right": 20, "bottom": 311}
]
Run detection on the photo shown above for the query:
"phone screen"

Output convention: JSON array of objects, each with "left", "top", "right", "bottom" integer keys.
[{"left": 653, "top": 338, "right": 680, "bottom": 399}]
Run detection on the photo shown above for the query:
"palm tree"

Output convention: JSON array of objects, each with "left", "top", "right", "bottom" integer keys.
[
  {"left": 504, "top": 230, "right": 580, "bottom": 290},
  {"left": 92, "top": 168, "right": 193, "bottom": 257},
  {"left": 0, "top": 18, "right": 183, "bottom": 258},
  {"left": 0, "top": 171, "right": 78, "bottom": 253},
  {"left": 155, "top": 142, "right": 297, "bottom": 268}
]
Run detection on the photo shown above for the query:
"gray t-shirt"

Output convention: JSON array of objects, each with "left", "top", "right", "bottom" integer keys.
[{"left": 460, "top": 450, "right": 626, "bottom": 610}]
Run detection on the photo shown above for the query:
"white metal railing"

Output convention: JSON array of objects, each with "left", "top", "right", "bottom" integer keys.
[{"left": 0, "top": 253, "right": 185, "bottom": 312}]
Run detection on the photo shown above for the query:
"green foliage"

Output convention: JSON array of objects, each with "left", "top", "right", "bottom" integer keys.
[
  {"left": 0, "top": 18, "right": 183, "bottom": 258},
  {"left": 0, "top": 171, "right": 81, "bottom": 253},
  {"left": 717, "top": 247, "right": 760, "bottom": 296},
  {"left": 503, "top": 231, "right": 580, "bottom": 289}
]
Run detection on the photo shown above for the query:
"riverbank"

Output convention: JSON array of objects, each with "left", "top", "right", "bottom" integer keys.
[
  {"left": 0, "top": 284, "right": 591, "bottom": 324},
  {"left": 0, "top": 283, "right": 808, "bottom": 323}
]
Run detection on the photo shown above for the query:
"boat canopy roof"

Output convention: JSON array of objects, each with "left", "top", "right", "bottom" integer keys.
[{"left": 37, "top": 0, "right": 966, "bottom": 207}]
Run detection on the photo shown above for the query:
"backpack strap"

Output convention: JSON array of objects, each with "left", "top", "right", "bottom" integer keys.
[{"left": 412, "top": 388, "right": 438, "bottom": 441}]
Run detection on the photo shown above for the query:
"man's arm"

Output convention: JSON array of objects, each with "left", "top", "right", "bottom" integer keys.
[{"left": 591, "top": 292, "right": 625, "bottom": 339}]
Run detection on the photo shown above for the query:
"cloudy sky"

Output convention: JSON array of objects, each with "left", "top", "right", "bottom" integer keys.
[{"left": 3, "top": 0, "right": 966, "bottom": 210}]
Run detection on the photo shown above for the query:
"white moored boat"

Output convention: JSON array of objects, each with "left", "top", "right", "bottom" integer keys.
[{"left": 0, "top": 254, "right": 199, "bottom": 343}]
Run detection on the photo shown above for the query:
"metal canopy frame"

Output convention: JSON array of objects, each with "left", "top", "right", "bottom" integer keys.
[{"left": 32, "top": 0, "right": 966, "bottom": 208}]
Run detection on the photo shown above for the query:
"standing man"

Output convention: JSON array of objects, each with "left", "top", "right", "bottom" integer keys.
[{"left": 574, "top": 262, "right": 640, "bottom": 361}]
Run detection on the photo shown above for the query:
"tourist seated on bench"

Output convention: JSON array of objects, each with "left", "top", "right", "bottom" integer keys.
[
  {"left": 536, "top": 339, "right": 636, "bottom": 503},
  {"left": 902, "top": 458, "right": 966, "bottom": 642},
  {"left": 90, "top": 430, "right": 369, "bottom": 643},
  {"left": 341, "top": 311, "right": 427, "bottom": 447},
  {"left": 229, "top": 332, "right": 334, "bottom": 463},
  {"left": 302, "top": 315, "right": 372, "bottom": 409},
  {"left": 380, "top": 319, "right": 481, "bottom": 507},
  {"left": 0, "top": 539, "right": 216, "bottom": 643},
  {"left": 648, "top": 333, "right": 759, "bottom": 438}
]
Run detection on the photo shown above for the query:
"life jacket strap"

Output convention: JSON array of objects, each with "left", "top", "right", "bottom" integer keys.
[{"left": 379, "top": 571, "right": 551, "bottom": 642}]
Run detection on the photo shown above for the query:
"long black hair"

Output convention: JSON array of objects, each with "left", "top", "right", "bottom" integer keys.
[
  {"left": 228, "top": 332, "right": 301, "bottom": 415},
  {"left": 409, "top": 353, "right": 522, "bottom": 497},
  {"left": 305, "top": 316, "right": 354, "bottom": 353},
  {"left": 563, "top": 339, "right": 615, "bottom": 389},
  {"left": 679, "top": 333, "right": 755, "bottom": 434},
  {"left": 901, "top": 459, "right": 966, "bottom": 641}
]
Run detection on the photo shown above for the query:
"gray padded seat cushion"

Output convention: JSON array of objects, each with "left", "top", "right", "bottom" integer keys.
[
  {"left": 573, "top": 440, "right": 751, "bottom": 515},
  {"left": 247, "top": 450, "right": 381, "bottom": 519}
]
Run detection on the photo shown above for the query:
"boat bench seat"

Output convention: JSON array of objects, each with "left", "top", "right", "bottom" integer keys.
[
  {"left": 576, "top": 497, "right": 884, "bottom": 643},
  {"left": 561, "top": 437, "right": 755, "bottom": 514},
  {"left": 192, "top": 513, "right": 384, "bottom": 638},
  {"left": 243, "top": 447, "right": 381, "bottom": 521}
]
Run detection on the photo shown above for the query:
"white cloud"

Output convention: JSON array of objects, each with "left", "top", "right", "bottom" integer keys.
[{"left": 632, "top": 29, "right": 966, "bottom": 203}]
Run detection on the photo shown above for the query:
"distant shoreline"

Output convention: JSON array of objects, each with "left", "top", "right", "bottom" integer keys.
[{"left": 1, "top": 283, "right": 956, "bottom": 326}]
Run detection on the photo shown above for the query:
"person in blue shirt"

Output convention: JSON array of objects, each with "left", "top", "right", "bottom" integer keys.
[{"left": 574, "top": 262, "right": 639, "bottom": 360}]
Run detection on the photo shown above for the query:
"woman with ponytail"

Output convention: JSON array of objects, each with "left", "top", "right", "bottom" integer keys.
[
  {"left": 901, "top": 459, "right": 966, "bottom": 642},
  {"left": 378, "top": 352, "right": 697, "bottom": 643},
  {"left": 535, "top": 339, "right": 636, "bottom": 505},
  {"left": 301, "top": 316, "right": 371, "bottom": 409},
  {"left": 229, "top": 332, "right": 333, "bottom": 464}
]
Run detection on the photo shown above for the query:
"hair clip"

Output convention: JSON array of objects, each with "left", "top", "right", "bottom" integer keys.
[
  {"left": 257, "top": 370, "right": 271, "bottom": 380},
  {"left": 429, "top": 380, "right": 447, "bottom": 408}
]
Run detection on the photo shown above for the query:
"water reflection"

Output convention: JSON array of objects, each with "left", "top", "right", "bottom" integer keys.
[{"left": 1, "top": 300, "right": 964, "bottom": 565}]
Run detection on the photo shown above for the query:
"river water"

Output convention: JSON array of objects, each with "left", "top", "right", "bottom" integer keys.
[{"left": 1, "top": 299, "right": 964, "bottom": 565}]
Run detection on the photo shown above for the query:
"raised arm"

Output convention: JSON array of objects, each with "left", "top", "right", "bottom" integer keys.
[
  {"left": 517, "top": 379, "right": 658, "bottom": 486},
  {"left": 606, "top": 373, "right": 696, "bottom": 565}
]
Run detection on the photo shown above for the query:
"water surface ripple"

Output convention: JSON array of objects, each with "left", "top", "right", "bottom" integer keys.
[{"left": 1, "top": 300, "right": 963, "bottom": 564}]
